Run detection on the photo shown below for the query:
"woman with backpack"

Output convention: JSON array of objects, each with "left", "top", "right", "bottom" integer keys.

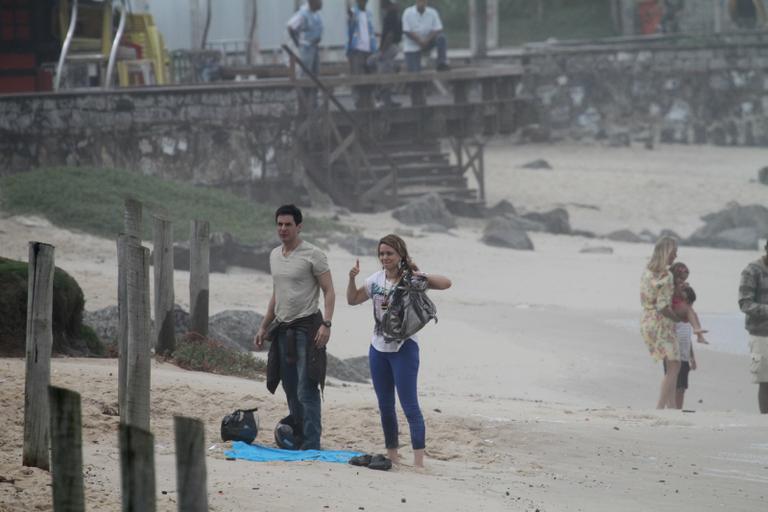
[{"left": 347, "top": 234, "right": 451, "bottom": 468}]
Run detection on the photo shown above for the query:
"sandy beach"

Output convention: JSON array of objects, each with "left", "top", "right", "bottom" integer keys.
[{"left": 1, "top": 143, "right": 767, "bottom": 511}]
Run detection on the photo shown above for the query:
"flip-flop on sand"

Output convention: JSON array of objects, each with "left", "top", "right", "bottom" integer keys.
[
  {"left": 349, "top": 454, "right": 373, "bottom": 466},
  {"left": 367, "top": 454, "right": 392, "bottom": 471}
]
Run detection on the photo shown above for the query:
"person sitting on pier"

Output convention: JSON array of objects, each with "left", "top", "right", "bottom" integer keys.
[
  {"left": 402, "top": 0, "right": 449, "bottom": 72},
  {"left": 347, "top": 0, "right": 377, "bottom": 75},
  {"left": 287, "top": 0, "right": 324, "bottom": 77}
]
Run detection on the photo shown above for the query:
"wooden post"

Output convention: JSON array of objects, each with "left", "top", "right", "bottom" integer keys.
[
  {"left": 119, "top": 197, "right": 142, "bottom": 420},
  {"left": 189, "top": 220, "right": 210, "bottom": 337},
  {"left": 152, "top": 215, "right": 175, "bottom": 355},
  {"left": 125, "top": 243, "right": 151, "bottom": 430},
  {"left": 470, "top": 0, "right": 488, "bottom": 59},
  {"left": 174, "top": 416, "right": 209, "bottom": 511},
  {"left": 23, "top": 242, "right": 55, "bottom": 470},
  {"left": 123, "top": 198, "right": 143, "bottom": 240},
  {"left": 119, "top": 424, "right": 156, "bottom": 512},
  {"left": 409, "top": 82, "right": 426, "bottom": 107},
  {"left": 49, "top": 386, "right": 85, "bottom": 512},
  {"left": 477, "top": 141, "right": 486, "bottom": 202},
  {"left": 117, "top": 234, "right": 138, "bottom": 419}
]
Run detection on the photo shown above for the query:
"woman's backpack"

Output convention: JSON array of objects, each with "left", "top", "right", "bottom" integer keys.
[
  {"left": 220, "top": 407, "right": 259, "bottom": 444},
  {"left": 381, "top": 272, "right": 438, "bottom": 343}
]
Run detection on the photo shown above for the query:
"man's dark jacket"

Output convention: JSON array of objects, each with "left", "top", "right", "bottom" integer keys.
[{"left": 266, "top": 311, "right": 327, "bottom": 394}]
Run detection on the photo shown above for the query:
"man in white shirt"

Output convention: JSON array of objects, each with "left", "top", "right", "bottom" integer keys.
[
  {"left": 401, "top": 0, "right": 449, "bottom": 72},
  {"left": 287, "top": 0, "right": 324, "bottom": 77}
]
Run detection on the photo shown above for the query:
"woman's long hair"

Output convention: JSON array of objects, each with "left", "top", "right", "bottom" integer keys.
[
  {"left": 378, "top": 234, "right": 417, "bottom": 273},
  {"left": 647, "top": 236, "right": 677, "bottom": 274}
]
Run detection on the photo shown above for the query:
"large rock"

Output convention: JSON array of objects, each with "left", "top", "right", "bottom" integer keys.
[
  {"left": 392, "top": 193, "right": 457, "bottom": 228},
  {"left": 83, "top": 304, "right": 253, "bottom": 353},
  {"left": 487, "top": 199, "right": 517, "bottom": 217},
  {"left": 504, "top": 214, "right": 547, "bottom": 232},
  {"left": 687, "top": 204, "right": 768, "bottom": 249},
  {"left": 580, "top": 246, "right": 614, "bottom": 254},
  {"left": 605, "top": 229, "right": 644, "bottom": 243},
  {"left": 171, "top": 231, "right": 273, "bottom": 273},
  {"left": 520, "top": 159, "right": 552, "bottom": 170},
  {"left": 482, "top": 217, "right": 534, "bottom": 250},
  {"left": 209, "top": 310, "right": 264, "bottom": 352},
  {"left": 758, "top": 166, "right": 768, "bottom": 186},
  {"left": 336, "top": 234, "right": 379, "bottom": 256},
  {"left": 443, "top": 198, "right": 487, "bottom": 218},
  {"left": 706, "top": 227, "right": 762, "bottom": 250},
  {"left": 327, "top": 354, "right": 369, "bottom": 383},
  {"left": 83, "top": 305, "right": 119, "bottom": 345},
  {"left": 521, "top": 208, "right": 571, "bottom": 235}
]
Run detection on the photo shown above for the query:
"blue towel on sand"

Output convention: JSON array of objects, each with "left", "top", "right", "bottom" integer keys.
[{"left": 225, "top": 441, "right": 362, "bottom": 463}]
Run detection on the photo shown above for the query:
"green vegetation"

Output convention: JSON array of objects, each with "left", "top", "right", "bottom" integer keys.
[
  {"left": 172, "top": 333, "right": 266, "bottom": 380},
  {"left": 0, "top": 256, "right": 104, "bottom": 356},
  {"left": 431, "top": 0, "right": 618, "bottom": 48},
  {"left": 0, "top": 167, "right": 342, "bottom": 244}
]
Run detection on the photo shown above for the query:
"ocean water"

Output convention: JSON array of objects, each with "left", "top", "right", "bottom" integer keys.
[{"left": 608, "top": 313, "right": 749, "bottom": 356}]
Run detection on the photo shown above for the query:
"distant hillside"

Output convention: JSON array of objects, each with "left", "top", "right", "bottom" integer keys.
[{"left": 0, "top": 167, "right": 343, "bottom": 244}]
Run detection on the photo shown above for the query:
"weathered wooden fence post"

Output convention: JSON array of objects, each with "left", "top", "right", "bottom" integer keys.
[
  {"left": 125, "top": 242, "right": 151, "bottom": 430},
  {"left": 23, "top": 242, "right": 55, "bottom": 470},
  {"left": 189, "top": 220, "right": 210, "bottom": 337},
  {"left": 152, "top": 215, "right": 175, "bottom": 355},
  {"left": 49, "top": 386, "right": 85, "bottom": 512},
  {"left": 174, "top": 416, "right": 209, "bottom": 511},
  {"left": 123, "top": 198, "right": 143, "bottom": 240},
  {"left": 119, "top": 424, "right": 156, "bottom": 512},
  {"left": 118, "top": 198, "right": 142, "bottom": 419},
  {"left": 117, "top": 234, "right": 139, "bottom": 419}
]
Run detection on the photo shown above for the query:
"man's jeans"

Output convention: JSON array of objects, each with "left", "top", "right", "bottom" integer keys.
[
  {"left": 404, "top": 33, "right": 448, "bottom": 72},
  {"left": 278, "top": 328, "right": 322, "bottom": 449}
]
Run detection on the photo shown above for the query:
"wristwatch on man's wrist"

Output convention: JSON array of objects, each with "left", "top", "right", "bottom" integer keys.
[{"left": 322, "top": 319, "right": 332, "bottom": 328}]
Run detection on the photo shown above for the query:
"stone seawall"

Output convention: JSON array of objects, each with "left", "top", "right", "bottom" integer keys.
[
  {"left": 522, "top": 33, "right": 768, "bottom": 146},
  {"left": 0, "top": 84, "right": 299, "bottom": 188}
]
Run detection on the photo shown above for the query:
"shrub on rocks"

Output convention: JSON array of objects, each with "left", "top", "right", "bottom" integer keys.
[{"left": 0, "top": 257, "right": 104, "bottom": 356}]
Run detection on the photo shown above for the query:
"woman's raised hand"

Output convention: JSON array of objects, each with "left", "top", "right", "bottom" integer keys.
[{"left": 349, "top": 259, "right": 360, "bottom": 279}]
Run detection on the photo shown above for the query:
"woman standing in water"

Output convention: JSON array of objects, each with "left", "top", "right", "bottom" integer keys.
[
  {"left": 347, "top": 234, "right": 451, "bottom": 468},
  {"left": 640, "top": 236, "right": 683, "bottom": 409}
]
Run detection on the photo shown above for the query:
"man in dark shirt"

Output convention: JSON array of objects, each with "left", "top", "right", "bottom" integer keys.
[
  {"left": 370, "top": 0, "right": 402, "bottom": 107},
  {"left": 381, "top": 0, "right": 403, "bottom": 50}
]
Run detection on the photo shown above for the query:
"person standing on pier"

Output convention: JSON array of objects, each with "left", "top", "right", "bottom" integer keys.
[
  {"left": 402, "top": 0, "right": 449, "bottom": 72},
  {"left": 287, "top": 0, "right": 324, "bottom": 78},
  {"left": 347, "top": 0, "right": 377, "bottom": 75}
]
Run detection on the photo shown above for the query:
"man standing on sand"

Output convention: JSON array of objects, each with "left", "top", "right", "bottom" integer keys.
[
  {"left": 402, "top": 0, "right": 449, "bottom": 72},
  {"left": 738, "top": 238, "right": 768, "bottom": 414},
  {"left": 255, "top": 204, "right": 336, "bottom": 449}
]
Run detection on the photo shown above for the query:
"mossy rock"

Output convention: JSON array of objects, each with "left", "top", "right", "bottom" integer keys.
[{"left": 0, "top": 256, "right": 105, "bottom": 357}]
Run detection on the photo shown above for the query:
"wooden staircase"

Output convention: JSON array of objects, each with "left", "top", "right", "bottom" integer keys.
[{"left": 303, "top": 138, "right": 479, "bottom": 212}]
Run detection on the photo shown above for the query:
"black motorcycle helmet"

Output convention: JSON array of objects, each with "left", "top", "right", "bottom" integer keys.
[{"left": 274, "top": 415, "right": 303, "bottom": 450}]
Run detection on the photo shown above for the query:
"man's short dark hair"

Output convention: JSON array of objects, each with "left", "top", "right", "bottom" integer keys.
[{"left": 275, "top": 204, "right": 303, "bottom": 225}]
